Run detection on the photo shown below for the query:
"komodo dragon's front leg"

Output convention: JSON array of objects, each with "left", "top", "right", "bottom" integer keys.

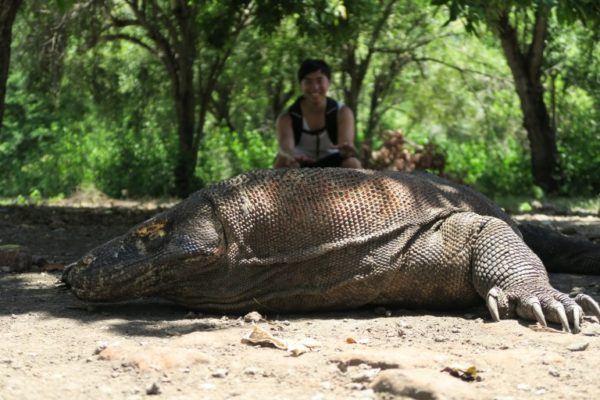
[{"left": 463, "top": 213, "right": 600, "bottom": 333}]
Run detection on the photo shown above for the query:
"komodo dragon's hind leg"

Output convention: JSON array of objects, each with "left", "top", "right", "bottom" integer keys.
[{"left": 468, "top": 214, "right": 600, "bottom": 333}]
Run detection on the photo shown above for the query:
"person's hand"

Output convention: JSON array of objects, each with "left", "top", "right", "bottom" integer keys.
[
  {"left": 294, "top": 154, "right": 316, "bottom": 165},
  {"left": 331, "top": 143, "right": 357, "bottom": 159}
]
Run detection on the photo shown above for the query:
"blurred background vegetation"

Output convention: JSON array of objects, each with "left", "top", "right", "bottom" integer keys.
[{"left": 0, "top": 0, "right": 598, "bottom": 202}]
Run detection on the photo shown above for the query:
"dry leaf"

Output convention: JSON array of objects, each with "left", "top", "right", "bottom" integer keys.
[{"left": 241, "top": 324, "right": 287, "bottom": 350}]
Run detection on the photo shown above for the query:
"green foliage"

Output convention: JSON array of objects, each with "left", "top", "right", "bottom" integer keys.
[
  {"left": 442, "top": 137, "right": 534, "bottom": 195},
  {"left": 197, "top": 128, "right": 277, "bottom": 184},
  {"left": 0, "top": 0, "right": 598, "bottom": 199}
]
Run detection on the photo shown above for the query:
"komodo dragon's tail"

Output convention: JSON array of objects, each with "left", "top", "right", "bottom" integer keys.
[{"left": 519, "top": 223, "right": 600, "bottom": 275}]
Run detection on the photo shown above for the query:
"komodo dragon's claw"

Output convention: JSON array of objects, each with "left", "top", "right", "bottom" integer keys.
[
  {"left": 573, "top": 293, "right": 600, "bottom": 319},
  {"left": 485, "top": 286, "right": 590, "bottom": 333}
]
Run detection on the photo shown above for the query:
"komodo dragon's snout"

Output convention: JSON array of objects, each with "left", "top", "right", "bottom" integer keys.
[
  {"left": 62, "top": 168, "right": 600, "bottom": 334},
  {"left": 62, "top": 199, "right": 224, "bottom": 302}
]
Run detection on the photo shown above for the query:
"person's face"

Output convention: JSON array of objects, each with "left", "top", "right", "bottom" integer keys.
[{"left": 300, "top": 70, "right": 330, "bottom": 103}]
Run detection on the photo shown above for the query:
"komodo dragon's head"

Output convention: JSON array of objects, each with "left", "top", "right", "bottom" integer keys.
[{"left": 61, "top": 196, "right": 224, "bottom": 302}]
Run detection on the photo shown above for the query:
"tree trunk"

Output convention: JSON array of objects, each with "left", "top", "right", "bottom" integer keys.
[
  {"left": 173, "top": 62, "right": 197, "bottom": 198},
  {"left": 495, "top": 10, "right": 560, "bottom": 193},
  {"left": 0, "top": 0, "right": 22, "bottom": 132}
]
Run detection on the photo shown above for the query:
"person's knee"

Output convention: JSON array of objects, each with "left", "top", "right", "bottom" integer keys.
[{"left": 341, "top": 157, "right": 362, "bottom": 169}]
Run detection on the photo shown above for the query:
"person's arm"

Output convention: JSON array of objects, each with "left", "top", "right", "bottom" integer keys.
[
  {"left": 275, "top": 113, "right": 300, "bottom": 167},
  {"left": 335, "top": 105, "right": 358, "bottom": 158}
]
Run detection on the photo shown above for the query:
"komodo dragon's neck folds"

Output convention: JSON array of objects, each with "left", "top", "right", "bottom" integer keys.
[{"left": 62, "top": 168, "right": 600, "bottom": 333}]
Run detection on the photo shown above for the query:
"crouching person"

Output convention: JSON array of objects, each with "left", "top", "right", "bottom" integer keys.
[{"left": 274, "top": 59, "right": 362, "bottom": 169}]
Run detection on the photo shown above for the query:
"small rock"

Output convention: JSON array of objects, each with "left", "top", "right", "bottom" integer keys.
[
  {"left": 243, "top": 311, "right": 263, "bottom": 323},
  {"left": 320, "top": 381, "right": 333, "bottom": 390},
  {"left": 0, "top": 245, "right": 32, "bottom": 272},
  {"left": 243, "top": 367, "right": 263, "bottom": 376},
  {"left": 359, "top": 388, "right": 376, "bottom": 399},
  {"left": 145, "top": 383, "right": 161, "bottom": 395},
  {"left": 211, "top": 368, "right": 229, "bottom": 378},
  {"left": 352, "top": 368, "right": 380, "bottom": 383},
  {"left": 434, "top": 336, "right": 448, "bottom": 342},
  {"left": 567, "top": 342, "right": 589, "bottom": 352},
  {"left": 534, "top": 387, "right": 547, "bottom": 395},
  {"left": 548, "top": 368, "right": 560, "bottom": 377},
  {"left": 94, "top": 341, "right": 109, "bottom": 355},
  {"left": 371, "top": 369, "right": 475, "bottom": 398},
  {"left": 517, "top": 383, "right": 530, "bottom": 391},
  {"left": 346, "top": 382, "right": 365, "bottom": 390}
]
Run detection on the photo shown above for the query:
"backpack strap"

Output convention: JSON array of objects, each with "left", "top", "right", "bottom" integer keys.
[
  {"left": 324, "top": 97, "right": 339, "bottom": 145},
  {"left": 287, "top": 96, "right": 339, "bottom": 146},
  {"left": 288, "top": 96, "right": 304, "bottom": 145}
]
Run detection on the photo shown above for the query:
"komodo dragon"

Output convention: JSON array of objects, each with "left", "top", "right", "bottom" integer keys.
[{"left": 62, "top": 168, "right": 600, "bottom": 333}]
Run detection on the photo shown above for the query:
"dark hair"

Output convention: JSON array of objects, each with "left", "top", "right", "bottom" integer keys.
[{"left": 297, "top": 59, "right": 331, "bottom": 82}]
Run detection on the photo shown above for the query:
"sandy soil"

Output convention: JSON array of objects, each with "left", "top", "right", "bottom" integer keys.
[{"left": 1, "top": 203, "right": 599, "bottom": 400}]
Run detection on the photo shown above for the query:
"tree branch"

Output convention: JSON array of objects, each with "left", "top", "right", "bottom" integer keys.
[
  {"left": 373, "top": 32, "right": 457, "bottom": 55},
  {"left": 99, "top": 33, "right": 156, "bottom": 55},
  {"left": 528, "top": 5, "right": 549, "bottom": 82},
  {"left": 412, "top": 56, "right": 511, "bottom": 82}
]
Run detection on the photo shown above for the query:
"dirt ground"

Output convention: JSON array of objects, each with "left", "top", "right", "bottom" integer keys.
[{"left": 1, "top": 201, "right": 600, "bottom": 400}]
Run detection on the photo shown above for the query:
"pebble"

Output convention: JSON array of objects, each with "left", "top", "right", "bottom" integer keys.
[
  {"left": 320, "top": 381, "right": 333, "bottom": 390},
  {"left": 243, "top": 311, "right": 263, "bottom": 323},
  {"left": 548, "top": 368, "right": 560, "bottom": 377},
  {"left": 346, "top": 382, "right": 365, "bottom": 390},
  {"left": 94, "top": 341, "right": 109, "bottom": 354},
  {"left": 567, "top": 342, "right": 589, "bottom": 352},
  {"left": 351, "top": 368, "right": 380, "bottom": 383},
  {"left": 358, "top": 388, "right": 376, "bottom": 398},
  {"left": 211, "top": 368, "right": 229, "bottom": 378},
  {"left": 145, "top": 383, "right": 161, "bottom": 395},
  {"left": 517, "top": 383, "right": 530, "bottom": 391},
  {"left": 243, "top": 367, "right": 263, "bottom": 376}
]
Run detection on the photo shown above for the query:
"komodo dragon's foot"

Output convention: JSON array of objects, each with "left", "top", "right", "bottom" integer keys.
[
  {"left": 485, "top": 285, "right": 600, "bottom": 333},
  {"left": 470, "top": 214, "right": 600, "bottom": 333}
]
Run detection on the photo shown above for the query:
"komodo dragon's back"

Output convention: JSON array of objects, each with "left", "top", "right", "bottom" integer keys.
[
  {"left": 63, "top": 168, "right": 600, "bottom": 333},
  {"left": 205, "top": 168, "right": 516, "bottom": 264}
]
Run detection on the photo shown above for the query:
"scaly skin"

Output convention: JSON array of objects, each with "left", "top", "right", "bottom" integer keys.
[{"left": 62, "top": 169, "right": 600, "bottom": 333}]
